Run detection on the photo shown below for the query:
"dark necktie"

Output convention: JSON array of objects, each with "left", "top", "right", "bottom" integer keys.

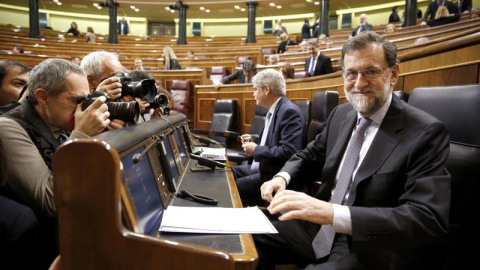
[{"left": 312, "top": 117, "right": 372, "bottom": 259}]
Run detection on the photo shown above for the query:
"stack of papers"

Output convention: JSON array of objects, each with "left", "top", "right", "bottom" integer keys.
[
  {"left": 160, "top": 206, "right": 278, "bottom": 234},
  {"left": 194, "top": 147, "right": 227, "bottom": 161}
]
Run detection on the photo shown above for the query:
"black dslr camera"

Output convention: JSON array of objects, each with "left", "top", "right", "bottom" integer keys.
[
  {"left": 81, "top": 91, "right": 140, "bottom": 124},
  {"left": 149, "top": 93, "right": 170, "bottom": 115},
  {"left": 113, "top": 71, "right": 157, "bottom": 103}
]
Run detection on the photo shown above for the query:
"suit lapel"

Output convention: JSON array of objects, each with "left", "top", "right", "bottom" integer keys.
[
  {"left": 348, "top": 95, "right": 404, "bottom": 203},
  {"left": 265, "top": 97, "right": 285, "bottom": 145}
]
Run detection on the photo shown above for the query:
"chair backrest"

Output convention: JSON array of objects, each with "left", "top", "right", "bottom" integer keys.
[
  {"left": 294, "top": 71, "right": 309, "bottom": 79},
  {"left": 209, "top": 100, "right": 238, "bottom": 146},
  {"left": 295, "top": 100, "right": 311, "bottom": 128},
  {"left": 249, "top": 106, "right": 268, "bottom": 139},
  {"left": 261, "top": 48, "right": 276, "bottom": 55},
  {"left": 307, "top": 90, "right": 339, "bottom": 143},
  {"left": 170, "top": 80, "right": 191, "bottom": 116},
  {"left": 210, "top": 66, "right": 227, "bottom": 83},
  {"left": 408, "top": 84, "right": 480, "bottom": 266},
  {"left": 394, "top": 90, "right": 410, "bottom": 102},
  {"left": 238, "top": 56, "right": 250, "bottom": 65}
]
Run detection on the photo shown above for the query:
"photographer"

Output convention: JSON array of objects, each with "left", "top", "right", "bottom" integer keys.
[
  {"left": 81, "top": 51, "right": 167, "bottom": 127},
  {"left": 0, "top": 58, "right": 110, "bottom": 218}
]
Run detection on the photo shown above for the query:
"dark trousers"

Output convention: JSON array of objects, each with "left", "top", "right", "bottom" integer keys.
[{"left": 231, "top": 164, "right": 265, "bottom": 206}]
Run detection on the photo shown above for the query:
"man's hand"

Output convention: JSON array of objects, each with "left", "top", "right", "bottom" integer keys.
[
  {"left": 260, "top": 176, "right": 287, "bottom": 202},
  {"left": 96, "top": 76, "right": 122, "bottom": 100},
  {"left": 213, "top": 81, "right": 223, "bottom": 89},
  {"left": 106, "top": 119, "right": 127, "bottom": 130},
  {"left": 420, "top": 21, "right": 427, "bottom": 26},
  {"left": 267, "top": 190, "right": 334, "bottom": 225},
  {"left": 242, "top": 141, "right": 257, "bottom": 157},
  {"left": 239, "top": 134, "right": 252, "bottom": 144},
  {"left": 74, "top": 96, "right": 110, "bottom": 136}
]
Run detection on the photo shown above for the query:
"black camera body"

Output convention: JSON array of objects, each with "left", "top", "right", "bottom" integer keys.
[
  {"left": 81, "top": 91, "right": 140, "bottom": 124},
  {"left": 149, "top": 93, "right": 170, "bottom": 115},
  {"left": 113, "top": 72, "right": 157, "bottom": 103}
]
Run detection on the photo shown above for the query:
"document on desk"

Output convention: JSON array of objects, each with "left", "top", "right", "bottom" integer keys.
[
  {"left": 160, "top": 206, "right": 278, "bottom": 234},
  {"left": 194, "top": 147, "right": 227, "bottom": 161}
]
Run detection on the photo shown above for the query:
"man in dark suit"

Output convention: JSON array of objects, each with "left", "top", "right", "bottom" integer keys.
[
  {"left": 117, "top": 17, "right": 129, "bottom": 35},
  {"left": 254, "top": 32, "right": 450, "bottom": 270},
  {"left": 421, "top": 0, "right": 455, "bottom": 25},
  {"left": 453, "top": 0, "right": 472, "bottom": 14},
  {"left": 350, "top": 13, "right": 373, "bottom": 38},
  {"left": 232, "top": 69, "right": 306, "bottom": 206},
  {"left": 216, "top": 60, "right": 257, "bottom": 87},
  {"left": 305, "top": 38, "right": 334, "bottom": 77}
]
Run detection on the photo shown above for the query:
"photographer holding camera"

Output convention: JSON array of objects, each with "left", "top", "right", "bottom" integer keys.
[
  {"left": 81, "top": 51, "right": 168, "bottom": 127},
  {"left": 0, "top": 58, "right": 110, "bottom": 217}
]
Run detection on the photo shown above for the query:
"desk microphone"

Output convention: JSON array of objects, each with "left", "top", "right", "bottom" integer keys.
[
  {"left": 190, "top": 154, "right": 225, "bottom": 170},
  {"left": 132, "top": 134, "right": 164, "bottom": 164}
]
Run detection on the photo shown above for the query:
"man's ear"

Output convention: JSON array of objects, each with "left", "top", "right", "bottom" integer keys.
[
  {"left": 390, "top": 64, "right": 400, "bottom": 87},
  {"left": 264, "top": 85, "right": 272, "bottom": 95},
  {"left": 34, "top": 89, "right": 48, "bottom": 106},
  {"left": 86, "top": 74, "right": 97, "bottom": 93}
]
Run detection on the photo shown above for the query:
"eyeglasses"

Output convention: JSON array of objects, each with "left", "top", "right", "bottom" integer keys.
[{"left": 342, "top": 67, "right": 389, "bottom": 82}]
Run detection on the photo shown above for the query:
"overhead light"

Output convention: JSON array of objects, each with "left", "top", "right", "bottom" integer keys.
[
  {"left": 200, "top": 7, "right": 205, "bottom": 10},
  {"left": 234, "top": 5, "right": 240, "bottom": 9},
  {"left": 130, "top": 5, "right": 135, "bottom": 9},
  {"left": 277, "top": 5, "right": 282, "bottom": 8},
  {"left": 269, "top": 3, "right": 276, "bottom": 7},
  {"left": 205, "top": 9, "right": 210, "bottom": 13},
  {"left": 135, "top": 8, "right": 139, "bottom": 12},
  {"left": 165, "top": 6, "right": 170, "bottom": 10},
  {"left": 57, "top": 2, "right": 62, "bottom": 5},
  {"left": 170, "top": 9, "right": 175, "bottom": 13},
  {"left": 314, "top": 2, "right": 320, "bottom": 5},
  {"left": 53, "top": 0, "right": 58, "bottom": 2},
  {"left": 93, "top": 3, "right": 98, "bottom": 6},
  {"left": 97, "top": 6, "right": 102, "bottom": 9},
  {"left": 241, "top": 8, "right": 245, "bottom": 11},
  {"left": 306, "top": 0, "right": 312, "bottom": 2}
]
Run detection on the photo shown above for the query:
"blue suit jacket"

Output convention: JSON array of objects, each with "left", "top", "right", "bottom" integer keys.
[
  {"left": 305, "top": 53, "right": 334, "bottom": 77},
  {"left": 117, "top": 21, "right": 129, "bottom": 35},
  {"left": 254, "top": 96, "right": 306, "bottom": 180}
]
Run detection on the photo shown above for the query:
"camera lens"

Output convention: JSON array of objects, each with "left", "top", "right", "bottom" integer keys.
[
  {"left": 106, "top": 101, "right": 140, "bottom": 124},
  {"left": 123, "top": 79, "right": 157, "bottom": 103}
]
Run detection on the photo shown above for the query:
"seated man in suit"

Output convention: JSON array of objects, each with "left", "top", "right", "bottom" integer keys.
[
  {"left": 254, "top": 31, "right": 450, "bottom": 270},
  {"left": 305, "top": 38, "right": 334, "bottom": 77},
  {"left": 232, "top": 69, "right": 306, "bottom": 206},
  {"left": 215, "top": 60, "right": 257, "bottom": 88},
  {"left": 421, "top": 0, "right": 455, "bottom": 25},
  {"left": 0, "top": 58, "right": 110, "bottom": 218},
  {"left": 0, "top": 59, "right": 29, "bottom": 114},
  {"left": 349, "top": 13, "right": 373, "bottom": 38}
]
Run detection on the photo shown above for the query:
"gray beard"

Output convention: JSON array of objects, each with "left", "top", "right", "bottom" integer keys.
[{"left": 345, "top": 77, "right": 391, "bottom": 116}]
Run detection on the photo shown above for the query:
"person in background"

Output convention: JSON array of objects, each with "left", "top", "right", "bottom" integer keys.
[
  {"left": 277, "top": 33, "right": 296, "bottom": 54},
  {"left": 389, "top": 6, "right": 401, "bottom": 23},
  {"left": 453, "top": 0, "right": 472, "bottom": 14},
  {"left": 232, "top": 68, "right": 306, "bottom": 206},
  {"left": 85, "top": 26, "right": 96, "bottom": 43},
  {"left": 421, "top": 0, "right": 455, "bottom": 25},
  {"left": 0, "top": 59, "right": 29, "bottom": 112},
  {"left": 12, "top": 46, "right": 24, "bottom": 54},
  {"left": 163, "top": 46, "right": 182, "bottom": 70},
  {"left": 312, "top": 18, "right": 320, "bottom": 38},
  {"left": 280, "top": 63, "right": 295, "bottom": 80},
  {"left": 134, "top": 58, "right": 144, "bottom": 71},
  {"left": 70, "top": 56, "right": 81, "bottom": 66},
  {"left": 268, "top": 55, "right": 280, "bottom": 66},
  {"left": 254, "top": 31, "right": 450, "bottom": 270},
  {"left": 216, "top": 60, "right": 257, "bottom": 87},
  {"left": 350, "top": 14, "right": 373, "bottom": 38},
  {"left": 186, "top": 50, "right": 196, "bottom": 60},
  {"left": 301, "top": 18, "right": 311, "bottom": 40},
  {"left": 325, "top": 39, "right": 335, "bottom": 49},
  {"left": 427, "top": 6, "right": 461, "bottom": 26},
  {"left": 305, "top": 38, "right": 334, "bottom": 77},
  {"left": 273, "top": 19, "right": 287, "bottom": 37},
  {"left": 117, "top": 17, "right": 129, "bottom": 35},
  {"left": 66, "top": 21, "right": 81, "bottom": 37},
  {"left": 385, "top": 23, "right": 396, "bottom": 35}
]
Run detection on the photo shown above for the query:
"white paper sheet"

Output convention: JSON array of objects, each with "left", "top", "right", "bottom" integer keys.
[{"left": 160, "top": 206, "right": 278, "bottom": 234}]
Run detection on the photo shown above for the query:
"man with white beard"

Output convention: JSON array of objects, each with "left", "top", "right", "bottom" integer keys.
[{"left": 253, "top": 31, "right": 451, "bottom": 270}]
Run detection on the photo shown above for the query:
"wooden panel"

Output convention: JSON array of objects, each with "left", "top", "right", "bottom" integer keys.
[{"left": 403, "top": 65, "right": 479, "bottom": 93}]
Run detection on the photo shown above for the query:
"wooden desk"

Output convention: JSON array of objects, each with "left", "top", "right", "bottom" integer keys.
[{"left": 52, "top": 113, "right": 257, "bottom": 270}]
